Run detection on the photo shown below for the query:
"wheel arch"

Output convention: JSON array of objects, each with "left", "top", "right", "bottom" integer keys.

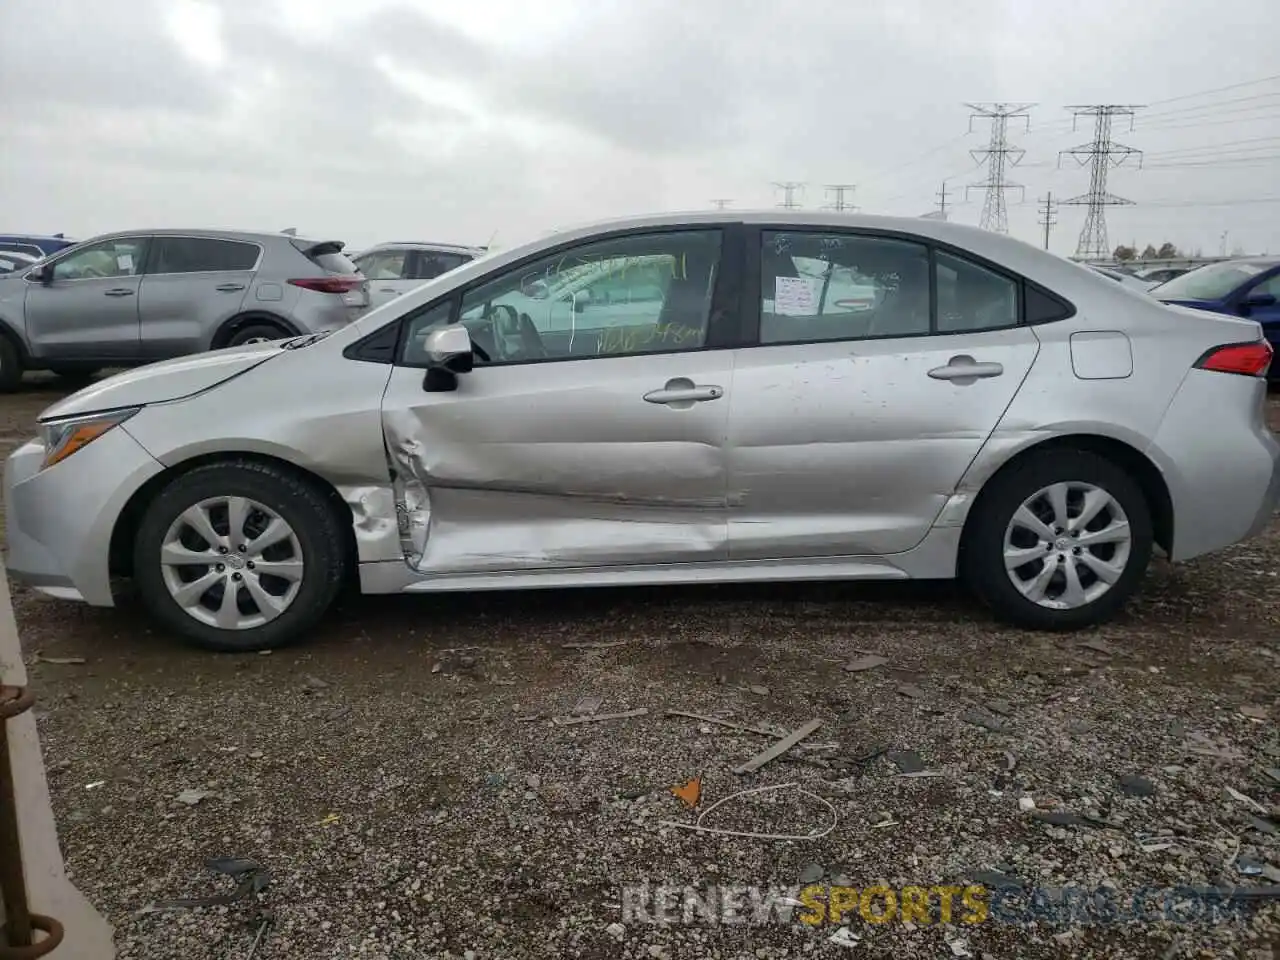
[
  {"left": 209, "top": 312, "right": 302, "bottom": 350},
  {"left": 959, "top": 433, "right": 1174, "bottom": 559},
  {"left": 109, "top": 451, "right": 359, "bottom": 582},
  {"left": 0, "top": 316, "right": 31, "bottom": 363}
]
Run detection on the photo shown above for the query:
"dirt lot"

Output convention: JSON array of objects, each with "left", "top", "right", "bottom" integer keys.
[{"left": 3, "top": 377, "right": 1279, "bottom": 959}]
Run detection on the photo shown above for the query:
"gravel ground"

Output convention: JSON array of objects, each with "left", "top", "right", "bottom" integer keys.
[{"left": 3, "top": 375, "right": 1279, "bottom": 959}]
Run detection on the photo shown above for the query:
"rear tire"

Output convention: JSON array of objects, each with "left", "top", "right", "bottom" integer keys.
[
  {"left": 0, "top": 337, "right": 23, "bottom": 392},
  {"left": 961, "top": 449, "right": 1153, "bottom": 630},
  {"left": 132, "top": 461, "right": 347, "bottom": 652},
  {"left": 228, "top": 323, "right": 289, "bottom": 347}
]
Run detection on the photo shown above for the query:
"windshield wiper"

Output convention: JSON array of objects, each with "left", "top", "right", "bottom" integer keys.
[{"left": 281, "top": 332, "right": 332, "bottom": 350}]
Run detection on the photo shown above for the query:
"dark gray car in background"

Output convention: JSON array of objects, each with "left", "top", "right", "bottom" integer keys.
[{"left": 0, "top": 229, "right": 368, "bottom": 389}]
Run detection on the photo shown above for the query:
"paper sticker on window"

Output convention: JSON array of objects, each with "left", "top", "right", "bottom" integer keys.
[
  {"left": 116, "top": 253, "right": 134, "bottom": 272},
  {"left": 775, "top": 276, "right": 820, "bottom": 316}
]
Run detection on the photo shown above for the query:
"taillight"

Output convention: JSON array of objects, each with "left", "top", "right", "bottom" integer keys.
[
  {"left": 1194, "top": 341, "right": 1274, "bottom": 377},
  {"left": 289, "top": 276, "right": 363, "bottom": 294}
]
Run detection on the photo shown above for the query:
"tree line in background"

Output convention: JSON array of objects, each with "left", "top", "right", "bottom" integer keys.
[{"left": 1112, "top": 242, "right": 1182, "bottom": 261}]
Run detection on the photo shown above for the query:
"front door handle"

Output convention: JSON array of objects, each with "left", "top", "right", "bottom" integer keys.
[
  {"left": 103, "top": 288, "right": 134, "bottom": 297},
  {"left": 643, "top": 377, "right": 724, "bottom": 407},
  {"left": 215, "top": 283, "right": 246, "bottom": 292},
  {"left": 928, "top": 355, "right": 1003, "bottom": 383}
]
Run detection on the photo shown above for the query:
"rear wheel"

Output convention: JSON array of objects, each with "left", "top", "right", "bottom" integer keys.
[
  {"left": 133, "top": 461, "right": 347, "bottom": 652},
  {"left": 228, "top": 323, "right": 289, "bottom": 347},
  {"left": 0, "top": 337, "right": 23, "bottom": 391},
  {"left": 962, "top": 449, "right": 1153, "bottom": 630}
]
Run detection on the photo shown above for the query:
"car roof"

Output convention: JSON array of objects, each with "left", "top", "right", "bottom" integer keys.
[
  {"left": 71, "top": 228, "right": 341, "bottom": 246},
  {"left": 361, "top": 241, "right": 485, "bottom": 255},
  {"left": 1222, "top": 257, "right": 1280, "bottom": 268}
]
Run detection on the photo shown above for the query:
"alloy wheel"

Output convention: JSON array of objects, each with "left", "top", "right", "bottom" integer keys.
[
  {"left": 1002, "top": 481, "right": 1132, "bottom": 610},
  {"left": 159, "top": 496, "right": 305, "bottom": 630}
]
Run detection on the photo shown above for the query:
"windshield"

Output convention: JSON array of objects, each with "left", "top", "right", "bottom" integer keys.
[{"left": 1154, "top": 262, "right": 1268, "bottom": 301}]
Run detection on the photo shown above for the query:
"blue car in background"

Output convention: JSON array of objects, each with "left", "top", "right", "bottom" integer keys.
[
  {"left": 1154, "top": 257, "right": 1280, "bottom": 377},
  {"left": 0, "top": 234, "right": 77, "bottom": 259}
]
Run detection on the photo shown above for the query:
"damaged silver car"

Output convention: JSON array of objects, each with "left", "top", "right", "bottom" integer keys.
[{"left": 6, "top": 212, "right": 1279, "bottom": 651}]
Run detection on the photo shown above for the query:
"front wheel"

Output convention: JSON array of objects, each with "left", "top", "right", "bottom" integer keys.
[
  {"left": 962, "top": 449, "right": 1153, "bottom": 630},
  {"left": 133, "top": 461, "right": 347, "bottom": 651}
]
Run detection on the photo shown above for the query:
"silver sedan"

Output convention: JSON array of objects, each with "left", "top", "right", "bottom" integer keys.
[{"left": 6, "top": 212, "right": 1279, "bottom": 651}]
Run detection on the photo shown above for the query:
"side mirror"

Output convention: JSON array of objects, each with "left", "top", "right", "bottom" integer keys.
[
  {"left": 1242, "top": 293, "right": 1277, "bottom": 310},
  {"left": 421, "top": 325, "right": 473, "bottom": 392},
  {"left": 28, "top": 264, "right": 52, "bottom": 285}
]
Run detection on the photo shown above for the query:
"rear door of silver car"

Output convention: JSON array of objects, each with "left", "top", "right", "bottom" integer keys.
[
  {"left": 726, "top": 226, "right": 1041, "bottom": 560},
  {"left": 377, "top": 226, "right": 740, "bottom": 576},
  {"left": 138, "top": 236, "right": 258, "bottom": 357}
]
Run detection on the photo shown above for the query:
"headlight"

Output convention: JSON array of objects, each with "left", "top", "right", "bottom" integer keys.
[{"left": 39, "top": 408, "right": 140, "bottom": 470}]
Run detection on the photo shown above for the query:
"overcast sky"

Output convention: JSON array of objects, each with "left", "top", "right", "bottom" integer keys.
[{"left": 3, "top": 0, "right": 1278, "bottom": 258}]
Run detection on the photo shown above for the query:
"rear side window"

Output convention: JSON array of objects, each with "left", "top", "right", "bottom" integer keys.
[
  {"left": 151, "top": 237, "right": 260, "bottom": 274},
  {"left": 935, "top": 251, "right": 1018, "bottom": 333},
  {"left": 0, "top": 242, "right": 41, "bottom": 257},
  {"left": 411, "top": 252, "right": 471, "bottom": 281},
  {"left": 358, "top": 250, "right": 409, "bottom": 280}
]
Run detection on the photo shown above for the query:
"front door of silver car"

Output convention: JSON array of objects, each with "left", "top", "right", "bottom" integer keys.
[
  {"left": 379, "top": 227, "right": 736, "bottom": 576},
  {"left": 727, "top": 229, "right": 1040, "bottom": 559},
  {"left": 138, "top": 235, "right": 259, "bottom": 357},
  {"left": 24, "top": 236, "right": 151, "bottom": 360}
]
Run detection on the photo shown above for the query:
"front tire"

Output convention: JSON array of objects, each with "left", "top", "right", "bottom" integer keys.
[
  {"left": 0, "top": 337, "right": 24, "bottom": 392},
  {"left": 962, "top": 449, "right": 1153, "bottom": 630},
  {"left": 133, "top": 461, "right": 347, "bottom": 652}
]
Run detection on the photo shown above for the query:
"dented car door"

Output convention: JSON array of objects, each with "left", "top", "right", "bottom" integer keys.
[{"left": 379, "top": 227, "right": 736, "bottom": 576}]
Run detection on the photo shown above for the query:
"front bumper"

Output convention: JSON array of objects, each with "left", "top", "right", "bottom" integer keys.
[{"left": 4, "top": 427, "right": 164, "bottom": 605}]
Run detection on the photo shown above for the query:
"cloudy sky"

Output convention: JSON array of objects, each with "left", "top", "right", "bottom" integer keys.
[{"left": 3, "top": 0, "right": 1278, "bottom": 258}]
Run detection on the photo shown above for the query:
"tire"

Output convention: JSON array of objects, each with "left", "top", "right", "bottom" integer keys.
[
  {"left": 132, "top": 461, "right": 347, "bottom": 652},
  {"left": 49, "top": 366, "right": 100, "bottom": 385},
  {"left": 961, "top": 449, "right": 1153, "bottom": 631},
  {"left": 0, "top": 336, "right": 23, "bottom": 392},
  {"left": 227, "top": 323, "right": 289, "bottom": 348}
]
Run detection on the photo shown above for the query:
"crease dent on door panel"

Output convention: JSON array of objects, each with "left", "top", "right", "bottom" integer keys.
[
  {"left": 335, "top": 483, "right": 404, "bottom": 563},
  {"left": 382, "top": 410, "right": 726, "bottom": 510}
]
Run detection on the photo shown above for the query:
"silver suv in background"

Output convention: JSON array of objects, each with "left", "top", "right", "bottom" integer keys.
[
  {"left": 0, "top": 229, "right": 369, "bottom": 389},
  {"left": 353, "top": 242, "right": 484, "bottom": 309}
]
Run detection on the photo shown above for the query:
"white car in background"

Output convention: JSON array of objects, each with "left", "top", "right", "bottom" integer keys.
[
  {"left": 354, "top": 242, "right": 486, "bottom": 309},
  {"left": 1089, "top": 265, "right": 1158, "bottom": 293}
]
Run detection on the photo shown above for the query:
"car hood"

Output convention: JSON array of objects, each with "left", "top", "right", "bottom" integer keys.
[{"left": 39, "top": 341, "right": 285, "bottom": 422}]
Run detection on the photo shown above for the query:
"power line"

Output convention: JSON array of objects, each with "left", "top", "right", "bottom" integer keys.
[
  {"left": 823, "top": 184, "right": 858, "bottom": 212},
  {"left": 1038, "top": 192, "right": 1058, "bottom": 250},
  {"left": 1143, "top": 136, "right": 1280, "bottom": 158},
  {"left": 1145, "top": 72, "right": 1280, "bottom": 108},
  {"left": 1136, "top": 92, "right": 1280, "bottom": 123},
  {"left": 1135, "top": 111, "right": 1280, "bottom": 133},
  {"left": 1059, "top": 105, "right": 1144, "bottom": 259},
  {"left": 772, "top": 181, "right": 806, "bottom": 209},
  {"left": 1144, "top": 156, "right": 1280, "bottom": 169},
  {"left": 964, "top": 102, "right": 1033, "bottom": 234}
]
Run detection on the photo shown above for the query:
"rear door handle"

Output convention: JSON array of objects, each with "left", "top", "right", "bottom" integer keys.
[
  {"left": 928, "top": 355, "right": 1003, "bottom": 382},
  {"left": 643, "top": 378, "right": 724, "bottom": 406},
  {"left": 103, "top": 288, "right": 134, "bottom": 297},
  {"left": 215, "top": 283, "right": 246, "bottom": 292}
]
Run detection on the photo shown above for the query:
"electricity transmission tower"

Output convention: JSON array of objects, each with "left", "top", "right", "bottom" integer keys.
[
  {"left": 823, "top": 184, "right": 858, "bottom": 212},
  {"left": 773, "top": 181, "right": 806, "bottom": 209},
  {"left": 709, "top": 199, "right": 733, "bottom": 210},
  {"left": 964, "top": 102, "right": 1033, "bottom": 234},
  {"left": 1058, "top": 105, "right": 1144, "bottom": 260},
  {"left": 1038, "top": 193, "right": 1058, "bottom": 250}
]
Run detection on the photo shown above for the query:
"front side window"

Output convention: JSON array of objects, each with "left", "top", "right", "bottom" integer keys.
[
  {"left": 51, "top": 238, "right": 147, "bottom": 281},
  {"left": 151, "top": 237, "right": 259, "bottom": 274},
  {"left": 402, "top": 230, "right": 722, "bottom": 365},
  {"left": 760, "top": 232, "right": 930, "bottom": 343},
  {"left": 1248, "top": 272, "right": 1280, "bottom": 299},
  {"left": 358, "top": 250, "right": 409, "bottom": 280}
]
